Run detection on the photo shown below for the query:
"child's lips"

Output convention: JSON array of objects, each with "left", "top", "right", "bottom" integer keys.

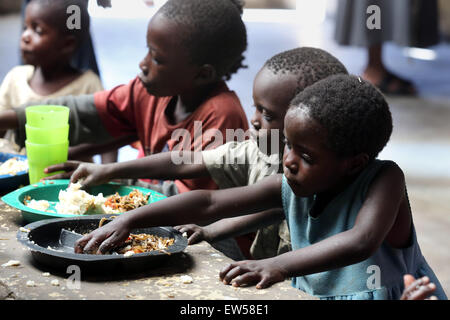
[{"left": 138, "top": 74, "right": 150, "bottom": 88}]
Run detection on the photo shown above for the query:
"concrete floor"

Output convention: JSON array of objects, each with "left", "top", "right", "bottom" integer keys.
[{"left": 0, "top": 2, "right": 449, "bottom": 297}]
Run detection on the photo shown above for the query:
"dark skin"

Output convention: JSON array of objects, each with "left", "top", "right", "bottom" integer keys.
[
  {"left": 0, "top": 10, "right": 220, "bottom": 159},
  {"left": 44, "top": 65, "right": 296, "bottom": 245},
  {"left": 73, "top": 109, "right": 413, "bottom": 292},
  {"left": 21, "top": 1, "right": 80, "bottom": 95},
  {"left": 400, "top": 275, "right": 438, "bottom": 300},
  {"left": 138, "top": 12, "right": 220, "bottom": 121},
  {"left": 44, "top": 64, "right": 294, "bottom": 182},
  {"left": 0, "top": 1, "right": 121, "bottom": 162}
]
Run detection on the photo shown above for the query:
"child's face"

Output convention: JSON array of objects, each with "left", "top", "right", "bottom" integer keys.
[
  {"left": 282, "top": 109, "right": 349, "bottom": 197},
  {"left": 21, "top": 2, "right": 68, "bottom": 67},
  {"left": 138, "top": 13, "right": 201, "bottom": 97},
  {"left": 250, "top": 67, "right": 297, "bottom": 152}
]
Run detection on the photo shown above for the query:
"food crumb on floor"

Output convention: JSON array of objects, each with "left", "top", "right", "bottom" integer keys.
[{"left": 1, "top": 260, "right": 20, "bottom": 267}]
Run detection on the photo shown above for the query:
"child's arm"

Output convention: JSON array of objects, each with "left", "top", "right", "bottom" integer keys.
[
  {"left": 0, "top": 110, "right": 19, "bottom": 131},
  {"left": 74, "top": 174, "right": 283, "bottom": 254},
  {"left": 220, "top": 162, "right": 409, "bottom": 289},
  {"left": 45, "top": 150, "right": 212, "bottom": 187},
  {"left": 175, "top": 208, "right": 284, "bottom": 245}
]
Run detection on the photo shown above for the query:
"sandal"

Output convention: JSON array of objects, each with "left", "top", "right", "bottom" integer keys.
[{"left": 376, "top": 72, "right": 417, "bottom": 96}]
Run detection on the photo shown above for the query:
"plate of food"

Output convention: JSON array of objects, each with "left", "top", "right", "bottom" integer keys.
[
  {"left": 1, "top": 179, "right": 166, "bottom": 222},
  {"left": 17, "top": 215, "right": 188, "bottom": 273},
  {"left": 0, "top": 152, "right": 29, "bottom": 192}
]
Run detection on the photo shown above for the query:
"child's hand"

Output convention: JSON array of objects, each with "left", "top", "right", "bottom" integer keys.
[
  {"left": 219, "top": 259, "right": 287, "bottom": 289},
  {"left": 400, "top": 274, "right": 438, "bottom": 300},
  {"left": 70, "top": 162, "right": 113, "bottom": 188},
  {"left": 174, "top": 224, "right": 211, "bottom": 245},
  {"left": 74, "top": 217, "right": 131, "bottom": 255},
  {"left": 43, "top": 160, "right": 83, "bottom": 180}
]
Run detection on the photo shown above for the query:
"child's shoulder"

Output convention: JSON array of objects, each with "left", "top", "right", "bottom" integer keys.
[
  {"left": 206, "top": 82, "right": 244, "bottom": 113},
  {"left": 69, "top": 69, "right": 104, "bottom": 93},
  {"left": 3, "top": 65, "right": 34, "bottom": 82},
  {"left": 373, "top": 159, "right": 405, "bottom": 181}
]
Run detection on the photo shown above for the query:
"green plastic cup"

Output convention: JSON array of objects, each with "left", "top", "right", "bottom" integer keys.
[
  {"left": 25, "top": 140, "right": 69, "bottom": 184},
  {"left": 25, "top": 124, "right": 69, "bottom": 144},
  {"left": 25, "top": 105, "right": 69, "bottom": 128}
]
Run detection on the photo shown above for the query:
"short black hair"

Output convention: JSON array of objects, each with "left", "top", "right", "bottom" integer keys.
[
  {"left": 159, "top": 0, "right": 247, "bottom": 81},
  {"left": 28, "top": 0, "right": 90, "bottom": 46},
  {"left": 289, "top": 74, "right": 393, "bottom": 160},
  {"left": 265, "top": 47, "right": 349, "bottom": 95}
]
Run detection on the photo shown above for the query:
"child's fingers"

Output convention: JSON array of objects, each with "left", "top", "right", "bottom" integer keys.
[
  {"left": 97, "top": 234, "right": 121, "bottom": 254},
  {"left": 256, "top": 275, "right": 277, "bottom": 290},
  {"left": 231, "top": 271, "right": 260, "bottom": 287},
  {"left": 401, "top": 276, "right": 428, "bottom": 300},
  {"left": 409, "top": 283, "right": 436, "bottom": 300},
  {"left": 74, "top": 234, "right": 92, "bottom": 253},
  {"left": 187, "top": 231, "right": 203, "bottom": 245},
  {"left": 82, "top": 236, "right": 102, "bottom": 254},
  {"left": 403, "top": 274, "right": 416, "bottom": 288},
  {"left": 219, "top": 263, "right": 235, "bottom": 281},
  {"left": 219, "top": 263, "right": 245, "bottom": 284}
]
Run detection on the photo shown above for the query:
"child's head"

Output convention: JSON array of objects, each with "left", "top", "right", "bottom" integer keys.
[
  {"left": 138, "top": 0, "right": 247, "bottom": 97},
  {"left": 251, "top": 47, "right": 348, "bottom": 151},
  {"left": 283, "top": 74, "right": 392, "bottom": 197},
  {"left": 21, "top": 0, "right": 90, "bottom": 67}
]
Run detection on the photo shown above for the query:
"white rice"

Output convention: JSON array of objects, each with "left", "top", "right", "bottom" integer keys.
[{"left": 55, "top": 183, "right": 107, "bottom": 215}]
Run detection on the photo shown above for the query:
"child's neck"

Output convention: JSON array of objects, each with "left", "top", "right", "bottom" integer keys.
[
  {"left": 167, "top": 81, "right": 220, "bottom": 124},
  {"left": 29, "top": 61, "right": 80, "bottom": 96},
  {"left": 310, "top": 172, "right": 363, "bottom": 218}
]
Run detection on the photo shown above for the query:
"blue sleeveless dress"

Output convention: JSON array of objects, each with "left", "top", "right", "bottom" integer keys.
[{"left": 281, "top": 159, "right": 447, "bottom": 300}]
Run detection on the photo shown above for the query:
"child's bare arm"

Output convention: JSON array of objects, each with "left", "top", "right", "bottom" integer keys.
[
  {"left": 0, "top": 110, "right": 19, "bottom": 130},
  {"left": 175, "top": 208, "right": 284, "bottom": 245},
  {"left": 44, "top": 151, "right": 211, "bottom": 187},
  {"left": 221, "top": 162, "right": 407, "bottom": 288},
  {"left": 75, "top": 174, "right": 283, "bottom": 254}
]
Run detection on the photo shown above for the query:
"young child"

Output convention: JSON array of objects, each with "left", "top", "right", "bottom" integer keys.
[
  {"left": 0, "top": 0, "right": 249, "bottom": 186},
  {"left": 46, "top": 47, "right": 349, "bottom": 261},
  {"left": 73, "top": 74, "right": 447, "bottom": 300},
  {"left": 0, "top": 0, "right": 117, "bottom": 163}
]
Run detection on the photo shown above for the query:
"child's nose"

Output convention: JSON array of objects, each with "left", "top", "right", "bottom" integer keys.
[
  {"left": 284, "top": 151, "right": 298, "bottom": 174},
  {"left": 139, "top": 58, "right": 149, "bottom": 75},
  {"left": 21, "top": 28, "right": 31, "bottom": 43},
  {"left": 251, "top": 116, "right": 261, "bottom": 130}
]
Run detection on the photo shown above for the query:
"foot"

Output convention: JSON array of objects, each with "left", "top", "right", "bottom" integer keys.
[{"left": 363, "top": 68, "right": 417, "bottom": 96}]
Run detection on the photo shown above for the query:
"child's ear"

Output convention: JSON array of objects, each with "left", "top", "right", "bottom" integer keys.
[
  {"left": 346, "top": 153, "right": 370, "bottom": 175},
  {"left": 195, "top": 64, "right": 217, "bottom": 84}
]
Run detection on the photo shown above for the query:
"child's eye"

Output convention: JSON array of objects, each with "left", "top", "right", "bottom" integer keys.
[
  {"left": 301, "top": 154, "right": 313, "bottom": 164},
  {"left": 263, "top": 113, "right": 273, "bottom": 122},
  {"left": 32, "top": 23, "right": 43, "bottom": 34}
]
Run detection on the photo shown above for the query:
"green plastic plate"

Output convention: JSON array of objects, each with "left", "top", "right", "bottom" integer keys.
[{"left": 1, "top": 179, "right": 166, "bottom": 223}]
